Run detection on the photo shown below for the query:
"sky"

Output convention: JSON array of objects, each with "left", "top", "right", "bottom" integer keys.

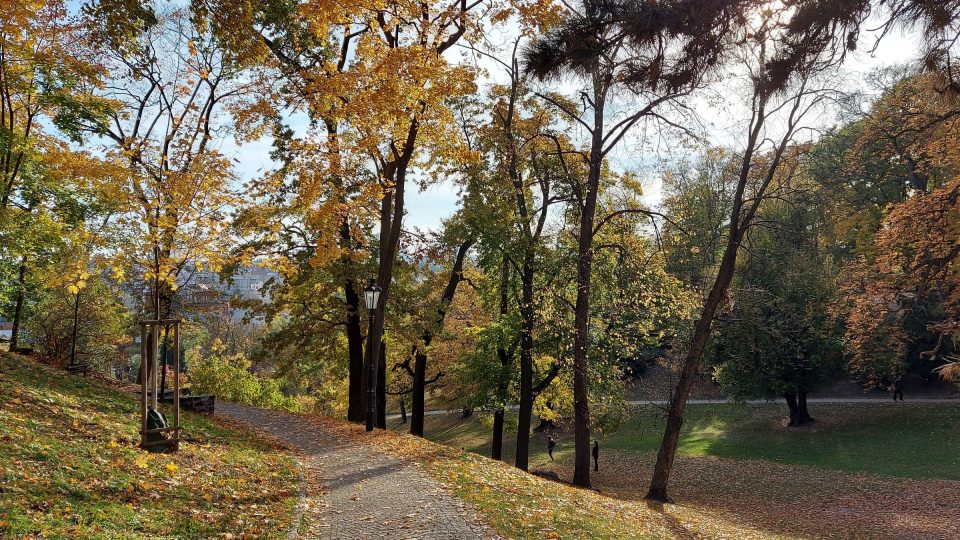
[{"left": 222, "top": 16, "right": 923, "bottom": 234}]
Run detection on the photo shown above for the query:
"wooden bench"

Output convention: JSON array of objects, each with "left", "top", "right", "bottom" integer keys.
[{"left": 65, "top": 363, "right": 91, "bottom": 377}]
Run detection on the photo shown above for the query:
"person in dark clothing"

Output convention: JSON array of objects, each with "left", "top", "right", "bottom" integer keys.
[
  {"left": 893, "top": 376, "right": 904, "bottom": 401},
  {"left": 592, "top": 440, "right": 599, "bottom": 472},
  {"left": 547, "top": 435, "right": 556, "bottom": 461}
]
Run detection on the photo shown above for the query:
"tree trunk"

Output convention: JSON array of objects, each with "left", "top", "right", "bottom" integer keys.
[
  {"left": 377, "top": 340, "right": 386, "bottom": 429},
  {"left": 10, "top": 261, "right": 26, "bottom": 351},
  {"left": 321, "top": 117, "right": 365, "bottom": 424},
  {"left": 515, "top": 253, "right": 537, "bottom": 471},
  {"left": 366, "top": 123, "right": 415, "bottom": 431},
  {"left": 798, "top": 390, "right": 814, "bottom": 424},
  {"left": 360, "top": 343, "right": 370, "bottom": 422},
  {"left": 646, "top": 76, "right": 778, "bottom": 501},
  {"left": 784, "top": 393, "right": 802, "bottom": 426},
  {"left": 345, "top": 279, "right": 364, "bottom": 422},
  {"left": 493, "top": 257, "right": 511, "bottom": 463},
  {"left": 409, "top": 238, "right": 474, "bottom": 437},
  {"left": 159, "top": 325, "right": 169, "bottom": 398},
  {"left": 515, "top": 384, "right": 533, "bottom": 471},
  {"left": 69, "top": 289, "right": 81, "bottom": 366},
  {"left": 399, "top": 398, "right": 407, "bottom": 424},
  {"left": 570, "top": 121, "right": 605, "bottom": 488},
  {"left": 410, "top": 349, "right": 426, "bottom": 436},
  {"left": 491, "top": 409, "right": 505, "bottom": 461},
  {"left": 646, "top": 242, "right": 740, "bottom": 501}
]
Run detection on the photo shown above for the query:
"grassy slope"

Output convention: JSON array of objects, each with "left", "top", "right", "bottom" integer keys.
[
  {"left": 394, "top": 401, "right": 960, "bottom": 480},
  {"left": 334, "top": 418, "right": 786, "bottom": 540},
  {"left": 382, "top": 402, "right": 960, "bottom": 539},
  {"left": 0, "top": 353, "right": 300, "bottom": 539}
]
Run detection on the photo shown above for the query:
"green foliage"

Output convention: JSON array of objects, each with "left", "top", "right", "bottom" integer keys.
[
  {"left": 709, "top": 181, "right": 843, "bottom": 400},
  {"left": 661, "top": 149, "right": 736, "bottom": 290},
  {"left": 187, "top": 344, "right": 302, "bottom": 412},
  {"left": 25, "top": 274, "right": 130, "bottom": 369}
]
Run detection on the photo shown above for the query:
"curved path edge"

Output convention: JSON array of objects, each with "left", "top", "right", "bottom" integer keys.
[{"left": 217, "top": 402, "right": 499, "bottom": 540}]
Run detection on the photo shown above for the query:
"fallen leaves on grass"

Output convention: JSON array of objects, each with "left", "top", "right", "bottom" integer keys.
[{"left": 0, "top": 354, "right": 300, "bottom": 539}]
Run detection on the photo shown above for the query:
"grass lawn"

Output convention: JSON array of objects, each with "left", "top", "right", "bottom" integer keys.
[
  {"left": 0, "top": 353, "right": 300, "bottom": 539},
  {"left": 388, "top": 400, "right": 960, "bottom": 539},
  {"left": 393, "top": 401, "right": 960, "bottom": 480}
]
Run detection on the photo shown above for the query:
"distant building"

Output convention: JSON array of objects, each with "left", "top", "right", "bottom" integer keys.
[
  {"left": 125, "top": 265, "right": 280, "bottom": 322},
  {"left": 179, "top": 265, "right": 279, "bottom": 321}
]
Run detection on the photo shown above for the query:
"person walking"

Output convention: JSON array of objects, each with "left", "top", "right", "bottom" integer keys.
[
  {"left": 893, "top": 375, "right": 904, "bottom": 401},
  {"left": 592, "top": 440, "right": 599, "bottom": 472},
  {"left": 547, "top": 435, "right": 556, "bottom": 461}
]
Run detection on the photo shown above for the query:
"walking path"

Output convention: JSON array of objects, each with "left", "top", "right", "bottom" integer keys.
[
  {"left": 217, "top": 402, "right": 498, "bottom": 540},
  {"left": 388, "top": 396, "right": 958, "bottom": 419}
]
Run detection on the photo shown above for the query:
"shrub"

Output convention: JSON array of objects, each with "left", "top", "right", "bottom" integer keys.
[{"left": 187, "top": 345, "right": 301, "bottom": 412}]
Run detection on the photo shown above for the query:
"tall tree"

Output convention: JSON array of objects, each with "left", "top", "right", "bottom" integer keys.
[
  {"left": 461, "top": 40, "right": 578, "bottom": 468},
  {"left": 523, "top": 0, "right": 740, "bottom": 487},
  {"left": 84, "top": 3, "right": 256, "bottom": 320},
  {"left": 0, "top": 0, "right": 111, "bottom": 347},
  {"left": 709, "top": 161, "right": 843, "bottom": 425},
  {"left": 646, "top": 8, "right": 840, "bottom": 501},
  {"left": 209, "top": 0, "right": 488, "bottom": 425}
]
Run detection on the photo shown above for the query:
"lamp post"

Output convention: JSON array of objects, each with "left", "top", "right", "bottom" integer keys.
[{"left": 364, "top": 278, "right": 382, "bottom": 432}]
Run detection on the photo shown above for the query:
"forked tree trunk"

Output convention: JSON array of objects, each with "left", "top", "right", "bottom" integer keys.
[{"left": 410, "top": 238, "right": 473, "bottom": 437}]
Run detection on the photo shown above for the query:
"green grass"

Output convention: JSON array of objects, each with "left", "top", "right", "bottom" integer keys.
[
  {"left": 393, "top": 400, "right": 960, "bottom": 480},
  {"left": 0, "top": 353, "right": 300, "bottom": 539},
  {"left": 365, "top": 419, "right": 776, "bottom": 539}
]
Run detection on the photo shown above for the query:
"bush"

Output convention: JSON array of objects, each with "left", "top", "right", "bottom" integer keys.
[
  {"left": 187, "top": 345, "right": 301, "bottom": 412},
  {"left": 26, "top": 276, "right": 130, "bottom": 371}
]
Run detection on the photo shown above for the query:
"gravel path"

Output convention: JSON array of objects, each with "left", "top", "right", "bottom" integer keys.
[{"left": 217, "top": 402, "right": 498, "bottom": 540}]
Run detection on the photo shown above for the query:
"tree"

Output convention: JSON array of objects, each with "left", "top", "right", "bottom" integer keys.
[
  {"left": 661, "top": 149, "right": 737, "bottom": 292},
  {"left": 647, "top": 8, "right": 841, "bottom": 501},
  {"left": 0, "top": 0, "right": 112, "bottom": 347},
  {"left": 209, "top": 0, "right": 490, "bottom": 425},
  {"left": 456, "top": 41, "right": 579, "bottom": 467},
  {"left": 29, "top": 269, "right": 129, "bottom": 370},
  {"left": 810, "top": 72, "right": 960, "bottom": 386},
  {"left": 523, "top": 0, "right": 742, "bottom": 487},
  {"left": 709, "top": 168, "right": 843, "bottom": 425},
  {"left": 843, "top": 175, "right": 960, "bottom": 386},
  {"left": 84, "top": 3, "right": 258, "bottom": 321}
]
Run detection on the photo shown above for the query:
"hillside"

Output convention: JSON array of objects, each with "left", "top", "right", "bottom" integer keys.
[{"left": 0, "top": 353, "right": 300, "bottom": 539}]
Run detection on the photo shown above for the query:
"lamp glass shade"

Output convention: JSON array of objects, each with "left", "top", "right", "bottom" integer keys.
[{"left": 364, "top": 287, "right": 380, "bottom": 310}]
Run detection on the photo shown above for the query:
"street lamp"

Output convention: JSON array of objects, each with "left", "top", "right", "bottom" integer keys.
[{"left": 364, "top": 278, "right": 382, "bottom": 432}]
